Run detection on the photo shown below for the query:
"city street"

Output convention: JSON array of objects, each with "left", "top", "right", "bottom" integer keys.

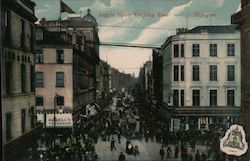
[
  {"left": 2, "top": 1, "right": 247, "bottom": 161},
  {"left": 95, "top": 136, "right": 208, "bottom": 161}
]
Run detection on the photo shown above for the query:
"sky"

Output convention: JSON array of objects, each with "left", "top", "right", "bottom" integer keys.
[{"left": 33, "top": 0, "right": 241, "bottom": 77}]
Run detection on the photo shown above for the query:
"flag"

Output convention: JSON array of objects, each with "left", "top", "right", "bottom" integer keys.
[{"left": 60, "top": 0, "right": 75, "bottom": 13}]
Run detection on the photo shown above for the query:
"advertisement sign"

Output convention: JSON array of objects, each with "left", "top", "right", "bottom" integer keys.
[
  {"left": 36, "top": 113, "right": 44, "bottom": 123},
  {"left": 173, "top": 118, "right": 180, "bottom": 131},
  {"left": 46, "top": 113, "right": 73, "bottom": 128}
]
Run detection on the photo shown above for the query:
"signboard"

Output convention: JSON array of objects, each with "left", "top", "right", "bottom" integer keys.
[
  {"left": 220, "top": 124, "right": 248, "bottom": 156},
  {"left": 173, "top": 118, "right": 180, "bottom": 131},
  {"left": 36, "top": 113, "right": 44, "bottom": 123},
  {"left": 46, "top": 113, "right": 73, "bottom": 128}
]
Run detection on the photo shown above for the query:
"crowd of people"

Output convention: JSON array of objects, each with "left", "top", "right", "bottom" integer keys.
[{"left": 21, "top": 93, "right": 242, "bottom": 161}]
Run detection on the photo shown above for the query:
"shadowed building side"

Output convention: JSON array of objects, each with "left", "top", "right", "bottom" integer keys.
[{"left": 232, "top": 0, "right": 250, "bottom": 159}]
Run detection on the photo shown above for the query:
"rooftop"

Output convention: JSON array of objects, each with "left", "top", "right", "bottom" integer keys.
[{"left": 186, "top": 25, "right": 238, "bottom": 34}]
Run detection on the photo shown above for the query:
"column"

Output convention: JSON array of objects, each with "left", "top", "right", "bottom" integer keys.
[{"left": 198, "top": 118, "right": 201, "bottom": 130}]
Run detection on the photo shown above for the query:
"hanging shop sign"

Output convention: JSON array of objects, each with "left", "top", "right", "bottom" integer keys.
[
  {"left": 36, "top": 113, "right": 44, "bottom": 123},
  {"left": 220, "top": 124, "right": 248, "bottom": 156},
  {"left": 46, "top": 113, "right": 73, "bottom": 128}
]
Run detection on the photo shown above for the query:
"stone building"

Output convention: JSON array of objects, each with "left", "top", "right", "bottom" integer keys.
[
  {"left": 152, "top": 48, "right": 163, "bottom": 105},
  {"left": 1, "top": 0, "right": 39, "bottom": 160},
  {"left": 35, "top": 10, "right": 100, "bottom": 124},
  {"left": 144, "top": 61, "right": 153, "bottom": 99},
  {"left": 231, "top": 0, "right": 250, "bottom": 159},
  {"left": 161, "top": 25, "right": 241, "bottom": 131},
  {"left": 96, "top": 60, "right": 110, "bottom": 99}
]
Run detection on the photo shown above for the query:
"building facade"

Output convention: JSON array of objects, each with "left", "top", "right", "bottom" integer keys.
[
  {"left": 35, "top": 10, "right": 100, "bottom": 123},
  {"left": 144, "top": 61, "right": 153, "bottom": 99},
  {"left": 96, "top": 61, "right": 110, "bottom": 99},
  {"left": 152, "top": 48, "right": 163, "bottom": 105},
  {"left": 1, "top": 0, "right": 40, "bottom": 159},
  {"left": 162, "top": 25, "right": 241, "bottom": 131},
  {"left": 231, "top": 0, "right": 250, "bottom": 159}
]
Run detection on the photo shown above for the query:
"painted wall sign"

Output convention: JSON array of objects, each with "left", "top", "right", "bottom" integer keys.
[
  {"left": 46, "top": 113, "right": 73, "bottom": 128},
  {"left": 220, "top": 124, "right": 248, "bottom": 156}
]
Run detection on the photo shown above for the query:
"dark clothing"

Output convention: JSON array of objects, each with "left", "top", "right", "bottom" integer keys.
[
  {"left": 111, "top": 139, "right": 116, "bottom": 151},
  {"left": 201, "top": 153, "right": 207, "bottom": 161},
  {"left": 118, "top": 133, "right": 121, "bottom": 144},
  {"left": 195, "top": 152, "right": 201, "bottom": 161},
  {"left": 159, "top": 148, "right": 164, "bottom": 161},
  {"left": 167, "top": 147, "right": 171, "bottom": 158},
  {"left": 175, "top": 145, "right": 179, "bottom": 158},
  {"left": 118, "top": 153, "right": 126, "bottom": 161}
]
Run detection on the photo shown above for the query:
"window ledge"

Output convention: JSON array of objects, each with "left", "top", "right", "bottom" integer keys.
[
  {"left": 36, "top": 85, "right": 44, "bottom": 88},
  {"left": 56, "top": 85, "right": 65, "bottom": 88}
]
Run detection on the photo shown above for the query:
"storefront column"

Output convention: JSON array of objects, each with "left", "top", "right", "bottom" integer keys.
[
  {"left": 185, "top": 116, "right": 189, "bottom": 131},
  {"left": 205, "top": 117, "right": 209, "bottom": 130},
  {"left": 170, "top": 118, "right": 173, "bottom": 132}
]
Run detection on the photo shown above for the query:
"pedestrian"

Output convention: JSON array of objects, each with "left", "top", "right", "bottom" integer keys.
[
  {"left": 188, "top": 154, "right": 193, "bottom": 161},
  {"left": 111, "top": 138, "right": 116, "bottom": 151},
  {"left": 195, "top": 150, "right": 201, "bottom": 161},
  {"left": 201, "top": 152, "right": 207, "bottom": 161},
  {"left": 117, "top": 131, "right": 121, "bottom": 144},
  {"left": 134, "top": 145, "right": 139, "bottom": 156},
  {"left": 167, "top": 146, "right": 171, "bottom": 158},
  {"left": 126, "top": 140, "right": 130, "bottom": 153},
  {"left": 159, "top": 146, "right": 164, "bottom": 161},
  {"left": 118, "top": 152, "right": 126, "bottom": 161},
  {"left": 175, "top": 144, "right": 179, "bottom": 158},
  {"left": 145, "top": 130, "right": 149, "bottom": 142},
  {"left": 181, "top": 147, "right": 188, "bottom": 161}
]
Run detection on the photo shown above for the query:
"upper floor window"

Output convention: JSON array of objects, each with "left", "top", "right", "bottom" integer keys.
[
  {"left": 173, "top": 90, "right": 179, "bottom": 107},
  {"left": 227, "top": 90, "right": 235, "bottom": 106},
  {"left": 35, "top": 72, "right": 43, "bottom": 87},
  {"left": 4, "top": 11, "right": 10, "bottom": 27},
  {"left": 181, "top": 65, "right": 184, "bottom": 81},
  {"left": 21, "top": 64, "right": 26, "bottom": 93},
  {"left": 173, "top": 44, "right": 179, "bottom": 57},
  {"left": 20, "top": 19, "right": 25, "bottom": 49},
  {"left": 192, "top": 90, "right": 200, "bottom": 106},
  {"left": 180, "top": 90, "right": 184, "bottom": 106},
  {"left": 5, "top": 61, "right": 12, "bottom": 94},
  {"left": 173, "top": 65, "right": 179, "bottom": 81},
  {"left": 35, "top": 50, "right": 43, "bottom": 63},
  {"left": 192, "top": 44, "right": 200, "bottom": 57},
  {"left": 56, "top": 72, "right": 64, "bottom": 87},
  {"left": 227, "top": 65, "right": 235, "bottom": 81},
  {"left": 6, "top": 113, "right": 12, "bottom": 141},
  {"left": 210, "top": 44, "right": 217, "bottom": 56},
  {"left": 21, "top": 109, "right": 26, "bottom": 134},
  {"left": 227, "top": 44, "right": 235, "bottom": 56},
  {"left": 36, "top": 97, "right": 44, "bottom": 106},
  {"left": 30, "top": 65, "right": 35, "bottom": 92},
  {"left": 181, "top": 44, "right": 185, "bottom": 57},
  {"left": 209, "top": 65, "right": 217, "bottom": 81},
  {"left": 56, "top": 50, "right": 64, "bottom": 63},
  {"left": 4, "top": 11, "right": 11, "bottom": 43},
  {"left": 57, "top": 96, "right": 64, "bottom": 106},
  {"left": 193, "top": 65, "right": 200, "bottom": 81},
  {"left": 210, "top": 90, "right": 217, "bottom": 106}
]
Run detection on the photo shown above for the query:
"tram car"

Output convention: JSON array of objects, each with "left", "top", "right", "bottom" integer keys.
[{"left": 126, "top": 115, "right": 141, "bottom": 139}]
